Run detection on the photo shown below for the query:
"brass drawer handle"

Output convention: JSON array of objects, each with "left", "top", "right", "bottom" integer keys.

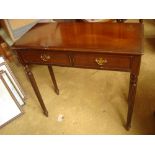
[
  {"left": 95, "top": 57, "right": 107, "bottom": 65},
  {"left": 40, "top": 53, "right": 51, "bottom": 62}
]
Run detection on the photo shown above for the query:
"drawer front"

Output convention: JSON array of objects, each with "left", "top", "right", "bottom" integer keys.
[
  {"left": 19, "top": 50, "right": 71, "bottom": 66},
  {"left": 73, "top": 53, "right": 131, "bottom": 70}
]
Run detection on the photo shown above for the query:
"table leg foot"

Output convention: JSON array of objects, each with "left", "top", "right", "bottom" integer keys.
[
  {"left": 125, "top": 123, "right": 131, "bottom": 131},
  {"left": 54, "top": 88, "right": 59, "bottom": 95},
  {"left": 43, "top": 110, "right": 49, "bottom": 117}
]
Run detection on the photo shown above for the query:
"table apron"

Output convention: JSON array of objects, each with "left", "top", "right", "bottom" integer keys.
[{"left": 16, "top": 50, "right": 140, "bottom": 72}]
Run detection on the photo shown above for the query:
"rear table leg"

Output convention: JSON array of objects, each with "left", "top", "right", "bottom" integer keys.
[{"left": 48, "top": 65, "right": 59, "bottom": 95}]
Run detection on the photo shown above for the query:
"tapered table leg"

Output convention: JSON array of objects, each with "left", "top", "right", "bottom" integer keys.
[
  {"left": 48, "top": 65, "right": 59, "bottom": 95},
  {"left": 127, "top": 74, "right": 132, "bottom": 104},
  {"left": 125, "top": 73, "right": 138, "bottom": 130},
  {"left": 24, "top": 65, "right": 48, "bottom": 117}
]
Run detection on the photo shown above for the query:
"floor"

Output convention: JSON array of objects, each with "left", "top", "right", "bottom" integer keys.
[{"left": 0, "top": 20, "right": 155, "bottom": 134}]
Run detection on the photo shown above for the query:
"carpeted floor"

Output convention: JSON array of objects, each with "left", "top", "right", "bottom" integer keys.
[{"left": 0, "top": 20, "right": 155, "bottom": 134}]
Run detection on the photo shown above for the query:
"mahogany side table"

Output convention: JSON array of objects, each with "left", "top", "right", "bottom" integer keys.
[{"left": 12, "top": 22, "right": 144, "bottom": 130}]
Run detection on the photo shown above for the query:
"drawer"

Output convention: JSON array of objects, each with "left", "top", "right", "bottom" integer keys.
[
  {"left": 73, "top": 53, "right": 131, "bottom": 70},
  {"left": 19, "top": 50, "right": 71, "bottom": 66}
]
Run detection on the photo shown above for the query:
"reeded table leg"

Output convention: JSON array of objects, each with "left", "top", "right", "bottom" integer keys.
[
  {"left": 48, "top": 65, "right": 59, "bottom": 95},
  {"left": 125, "top": 73, "right": 138, "bottom": 130},
  {"left": 127, "top": 74, "right": 132, "bottom": 104},
  {"left": 24, "top": 65, "right": 48, "bottom": 117}
]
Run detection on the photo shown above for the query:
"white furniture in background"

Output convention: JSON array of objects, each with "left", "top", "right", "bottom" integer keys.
[
  {"left": 0, "top": 70, "right": 23, "bottom": 128},
  {"left": 0, "top": 57, "right": 26, "bottom": 105}
]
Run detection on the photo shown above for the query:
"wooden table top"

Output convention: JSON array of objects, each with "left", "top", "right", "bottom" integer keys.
[{"left": 12, "top": 22, "right": 143, "bottom": 55}]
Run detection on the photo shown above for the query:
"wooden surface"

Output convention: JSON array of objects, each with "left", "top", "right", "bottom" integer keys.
[
  {"left": 12, "top": 22, "right": 144, "bottom": 130},
  {"left": 13, "top": 22, "right": 143, "bottom": 55}
]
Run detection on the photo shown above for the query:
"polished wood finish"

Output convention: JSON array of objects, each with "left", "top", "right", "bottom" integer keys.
[
  {"left": 13, "top": 23, "right": 143, "bottom": 55},
  {"left": 18, "top": 50, "right": 71, "bottom": 66},
  {"left": 12, "top": 22, "right": 143, "bottom": 130},
  {"left": 73, "top": 53, "right": 131, "bottom": 71}
]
